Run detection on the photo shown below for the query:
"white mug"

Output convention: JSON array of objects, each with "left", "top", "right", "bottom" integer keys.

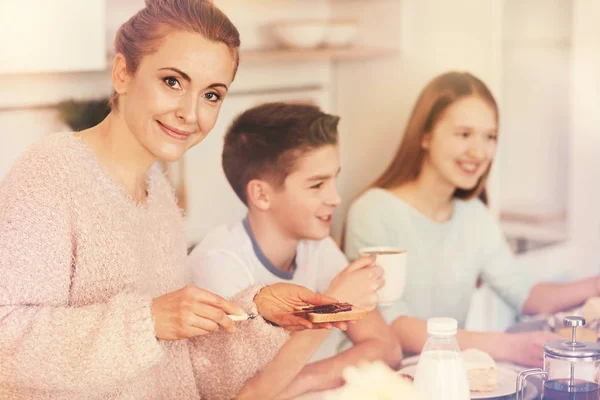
[{"left": 358, "top": 246, "right": 407, "bottom": 307}]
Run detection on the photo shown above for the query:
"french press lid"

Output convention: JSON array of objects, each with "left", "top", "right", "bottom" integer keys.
[{"left": 544, "top": 316, "right": 600, "bottom": 360}]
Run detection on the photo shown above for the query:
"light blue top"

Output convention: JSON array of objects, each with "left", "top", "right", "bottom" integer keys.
[{"left": 344, "top": 188, "right": 535, "bottom": 328}]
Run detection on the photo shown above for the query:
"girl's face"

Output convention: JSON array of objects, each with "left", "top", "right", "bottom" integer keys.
[
  {"left": 421, "top": 95, "right": 498, "bottom": 191},
  {"left": 114, "top": 30, "right": 236, "bottom": 162}
]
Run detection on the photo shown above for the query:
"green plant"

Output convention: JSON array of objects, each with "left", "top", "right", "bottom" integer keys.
[{"left": 57, "top": 98, "right": 111, "bottom": 131}]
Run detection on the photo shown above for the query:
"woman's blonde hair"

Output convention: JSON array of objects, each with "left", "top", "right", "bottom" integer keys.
[
  {"left": 110, "top": 0, "right": 240, "bottom": 109},
  {"left": 372, "top": 71, "right": 498, "bottom": 200}
]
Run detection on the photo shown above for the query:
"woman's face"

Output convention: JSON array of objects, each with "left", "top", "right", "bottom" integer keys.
[
  {"left": 116, "top": 30, "right": 236, "bottom": 162},
  {"left": 421, "top": 95, "right": 498, "bottom": 191}
]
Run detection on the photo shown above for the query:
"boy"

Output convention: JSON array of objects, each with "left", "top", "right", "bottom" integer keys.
[{"left": 188, "top": 103, "right": 402, "bottom": 398}]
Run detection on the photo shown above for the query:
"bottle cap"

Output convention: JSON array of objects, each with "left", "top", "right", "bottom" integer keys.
[{"left": 427, "top": 317, "right": 458, "bottom": 336}]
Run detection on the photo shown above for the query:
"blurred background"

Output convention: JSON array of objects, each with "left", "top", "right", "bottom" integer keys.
[{"left": 1, "top": 0, "right": 599, "bottom": 331}]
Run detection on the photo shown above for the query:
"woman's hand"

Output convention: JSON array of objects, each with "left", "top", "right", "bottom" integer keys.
[
  {"left": 254, "top": 283, "right": 349, "bottom": 331},
  {"left": 152, "top": 285, "right": 246, "bottom": 340}
]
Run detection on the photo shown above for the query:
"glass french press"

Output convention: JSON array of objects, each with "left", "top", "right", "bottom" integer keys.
[{"left": 517, "top": 316, "right": 600, "bottom": 400}]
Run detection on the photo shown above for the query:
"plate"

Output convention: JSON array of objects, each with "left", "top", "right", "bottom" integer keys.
[{"left": 398, "top": 363, "right": 536, "bottom": 399}]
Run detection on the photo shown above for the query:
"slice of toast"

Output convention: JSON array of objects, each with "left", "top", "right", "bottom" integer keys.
[{"left": 306, "top": 307, "right": 368, "bottom": 323}]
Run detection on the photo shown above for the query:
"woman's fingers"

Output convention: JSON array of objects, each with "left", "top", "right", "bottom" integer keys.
[
  {"left": 189, "top": 285, "right": 244, "bottom": 316},
  {"left": 186, "top": 315, "right": 220, "bottom": 334},
  {"left": 190, "top": 302, "right": 237, "bottom": 333}
]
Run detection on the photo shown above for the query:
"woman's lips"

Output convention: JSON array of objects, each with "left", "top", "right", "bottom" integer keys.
[{"left": 157, "top": 121, "right": 193, "bottom": 141}]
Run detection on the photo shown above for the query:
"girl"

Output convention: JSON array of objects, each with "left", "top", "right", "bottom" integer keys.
[
  {"left": 0, "top": 1, "right": 343, "bottom": 399},
  {"left": 345, "top": 71, "right": 600, "bottom": 367}
]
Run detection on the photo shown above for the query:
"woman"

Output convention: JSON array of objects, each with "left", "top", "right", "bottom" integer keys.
[
  {"left": 344, "top": 71, "right": 600, "bottom": 367},
  {"left": 0, "top": 1, "right": 345, "bottom": 399}
]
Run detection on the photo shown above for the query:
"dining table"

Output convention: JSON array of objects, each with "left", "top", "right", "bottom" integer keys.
[
  {"left": 295, "top": 239, "right": 600, "bottom": 399},
  {"left": 293, "top": 315, "right": 570, "bottom": 399}
]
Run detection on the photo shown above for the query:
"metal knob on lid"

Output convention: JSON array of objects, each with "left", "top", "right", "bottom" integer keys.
[
  {"left": 544, "top": 316, "right": 600, "bottom": 359},
  {"left": 563, "top": 317, "right": 587, "bottom": 390},
  {"left": 564, "top": 316, "right": 586, "bottom": 345}
]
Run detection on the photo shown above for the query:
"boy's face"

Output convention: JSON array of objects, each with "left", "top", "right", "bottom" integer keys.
[{"left": 269, "top": 144, "right": 341, "bottom": 241}]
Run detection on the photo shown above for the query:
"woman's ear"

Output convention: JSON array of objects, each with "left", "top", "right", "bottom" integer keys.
[
  {"left": 247, "top": 179, "right": 272, "bottom": 211},
  {"left": 112, "top": 53, "right": 130, "bottom": 97}
]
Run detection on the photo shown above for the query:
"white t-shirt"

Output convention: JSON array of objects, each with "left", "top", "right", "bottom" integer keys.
[{"left": 188, "top": 217, "right": 349, "bottom": 361}]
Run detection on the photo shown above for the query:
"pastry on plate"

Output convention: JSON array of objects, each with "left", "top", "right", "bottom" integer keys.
[{"left": 462, "top": 348, "right": 497, "bottom": 392}]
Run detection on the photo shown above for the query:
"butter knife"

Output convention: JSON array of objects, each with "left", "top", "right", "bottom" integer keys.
[{"left": 228, "top": 313, "right": 258, "bottom": 322}]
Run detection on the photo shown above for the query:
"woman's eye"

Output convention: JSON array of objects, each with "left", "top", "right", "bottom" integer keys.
[
  {"left": 488, "top": 134, "right": 498, "bottom": 141},
  {"left": 164, "top": 77, "right": 181, "bottom": 89},
  {"left": 311, "top": 182, "right": 324, "bottom": 190},
  {"left": 461, "top": 131, "right": 470, "bottom": 138},
  {"left": 204, "top": 92, "right": 221, "bottom": 102}
]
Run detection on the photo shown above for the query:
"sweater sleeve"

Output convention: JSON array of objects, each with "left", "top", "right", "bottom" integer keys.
[
  {"left": 0, "top": 148, "right": 164, "bottom": 392},
  {"left": 474, "top": 201, "right": 537, "bottom": 313},
  {"left": 189, "top": 284, "right": 290, "bottom": 400}
]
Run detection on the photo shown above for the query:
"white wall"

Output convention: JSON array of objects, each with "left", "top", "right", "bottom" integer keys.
[
  {"left": 497, "top": 0, "right": 572, "bottom": 217},
  {"left": 0, "top": 0, "right": 106, "bottom": 74},
  {"left": 569, "top": 0, "right": 600, "bottom": 244}
]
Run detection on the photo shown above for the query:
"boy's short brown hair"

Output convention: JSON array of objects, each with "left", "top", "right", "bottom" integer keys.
[{"left": 222, "top": 102, "right": 340, "bottom": 205}]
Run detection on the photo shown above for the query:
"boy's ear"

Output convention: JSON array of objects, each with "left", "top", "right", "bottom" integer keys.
[
  {"left": 421, "top": 132, "right": 432, "bottom": 150},
  {"left": 247, "top": 179, "right": 272, "bottom": 211}
]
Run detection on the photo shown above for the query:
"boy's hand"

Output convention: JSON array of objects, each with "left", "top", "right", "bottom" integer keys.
[
  {"left": 325, "top": 254, "right": 384, "bottom": 311},
  {"left": 152, "top": 285, "right": 245, "bottom": 340},
  {"left": 254, "top": 283, "right": 349, "bottom": 331}
]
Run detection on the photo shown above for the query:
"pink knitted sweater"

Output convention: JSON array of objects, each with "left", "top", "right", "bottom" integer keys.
[{"left": 0, "top": 133, "right": 289, "bottom": 399}]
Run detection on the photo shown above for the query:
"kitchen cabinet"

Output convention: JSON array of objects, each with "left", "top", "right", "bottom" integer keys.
[{"left": 0, "top": 0, "right": 106, "bottom": 74}]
